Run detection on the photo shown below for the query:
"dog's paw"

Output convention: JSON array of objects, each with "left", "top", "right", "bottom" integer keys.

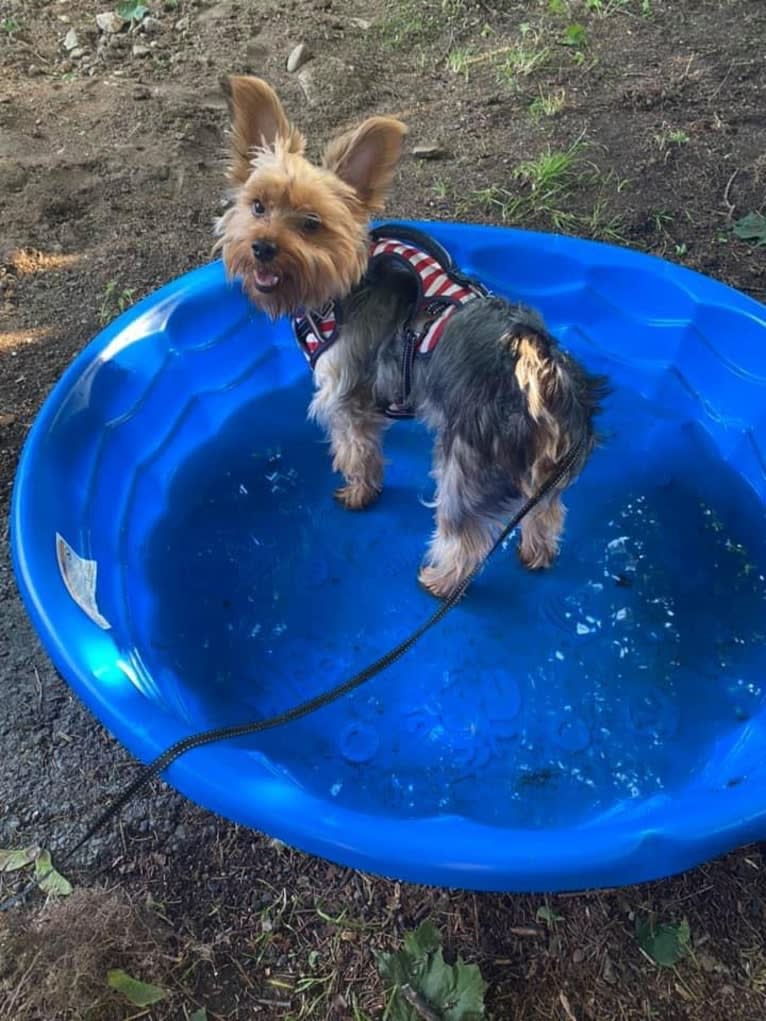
[
  {"left": 334, "top": 481, "right": 381, "bottom": 510},
  {"left": 518, "top": 542, "right": 556, "bottom": 571},
  {"left": 418, "top": 565, "right": 462, "bottom": 600}
]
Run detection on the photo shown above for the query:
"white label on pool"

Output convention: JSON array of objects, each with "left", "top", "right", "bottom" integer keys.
[{"left": 55, "top": 533, "right": 111, "bottom": 630}]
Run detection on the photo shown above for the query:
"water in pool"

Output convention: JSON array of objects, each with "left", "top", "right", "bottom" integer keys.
[{"left": 134, "top": 376, "right": 766, "bottom": 828}]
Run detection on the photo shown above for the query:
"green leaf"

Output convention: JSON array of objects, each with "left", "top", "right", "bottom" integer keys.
[
  {"left": 548, "top": 0, "right": 567, "bottom": 12},
  {"left": 190, "top": 1010, "right": 208, "bottom": 1021},
  {"left": 636, "top": 916, "right": 691, "bottom": 968},
  {"left": 117, "top": 1, "right": 148, "bottom": 21},
  {"left": 377, "top": 922, "right": 486, "bottom": 1021},
  {"left": 535, "top": 905, "right": 564, "bottom": 926},
  {"left": 563, "top": 23, "right": 587, "bottom": 46},
  {"left": 0, "top": 846, "right": 38, "bottom": 872},
  {"left": 107, "top": 969, "right": 168, "bottom": 1007},
  {"left": 734, "top": 212, "right": 766, "bottom": 247},
  {"left": 403, "top": 920, "right": 442, "bottom": 961},
  {"left": 34, "top": 850, "right": 72, "bottom": 897},
  {"left": 444, "top": 958, "right": 487, "bottom": 1020}
]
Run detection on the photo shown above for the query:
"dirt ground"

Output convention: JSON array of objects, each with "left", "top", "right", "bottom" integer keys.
[{"left": 1, "top": 0, "right": 766, "bottom": 1018}]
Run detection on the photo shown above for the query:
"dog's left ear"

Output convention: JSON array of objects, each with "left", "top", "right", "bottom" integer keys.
[{"left": 323, "top": 117, "right": 407, "bottom": 211}]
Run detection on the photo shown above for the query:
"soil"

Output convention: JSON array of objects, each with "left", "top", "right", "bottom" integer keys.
[{"left": 1, "top": 0, "right": 765, "bottom": 1019}]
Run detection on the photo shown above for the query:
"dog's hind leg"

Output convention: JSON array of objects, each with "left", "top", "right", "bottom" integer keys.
[
  {"left": 518, "top": 494, "right": 565, "bottom": 570},
  {"left": 419, "top": 436, "right": 516, "bottom": 598}
]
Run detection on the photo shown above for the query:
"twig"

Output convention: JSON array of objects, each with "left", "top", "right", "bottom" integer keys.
[
  {"left": 401, "top": 985, "right": 442, "bottom": 1021},
  {"left": 559, "top": 991, "right": 578, "bottom": 1021},
  {"left": 723, "top": 168, "right": 739, "bottom": 222},
  {"left": 509, "top": 924, "right": 546, "bottom": 938},
  {"left": 33, "top": 663, "right": 43, "bottom": 712}
]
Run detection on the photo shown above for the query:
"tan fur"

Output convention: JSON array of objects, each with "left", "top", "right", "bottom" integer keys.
[
  {"left": 322, "top": 117, "right": 408, "bottom": 211},
  {"left": 419, "top": 519, "right": 496, "bottom": 598},
  {"left": 216, "top": 78, "right": 405, "bottom": 318},
  {"left": 309, "top": 345, "right": 387, "bottom": 510},
  {"left": 519, "top": 496, "right": 566, "bottom": 570},
  {"left": 222, "top": 76, "right": 306, "bottom": 184}
]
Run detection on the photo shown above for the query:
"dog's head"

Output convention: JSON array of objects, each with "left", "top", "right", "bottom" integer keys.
[{"left": 215, "top": 76, "right": 407, "bottom": 317}]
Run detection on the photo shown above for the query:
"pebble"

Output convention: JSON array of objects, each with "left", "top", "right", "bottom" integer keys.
[
  {"left": 141, "top": 16, "right": 162, "bottom": 34},
  {"left": 63, "top": 28, "right": 80, "bottom": 51},
  {"left": 132, "top": 43, "right": 151, "bottom": 57},
  {"left": 413, "top": 144, "right": 448, "bottom": 160},
  {"left": 132, "top": 84, "right": 152, "bottom": 99},
  {"left": 349, "top": 17, "right": 372, "bottom": 29},
  {"left": 96, "top": 11, "right": 125, "bottom": 34},
  {"left": 70, "top": 47, "right": 86, "bottom": 60},
  {"left": 287, "top": 41, "right": 312, "bottom": 73}
]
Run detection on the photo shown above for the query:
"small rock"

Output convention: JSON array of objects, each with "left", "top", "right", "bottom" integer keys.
[
  {"left": 96, "top": 11, "right": 125, "bottom": 34},
  {"left": 107, "top": 33, "right": 130, "bottom": 49},
  {"left": 246, "top": 38, "right": 269, "bottom": 63},
  {"left": 0, "top": 413, "right": 17, "bottom": 428},
  {"left": 174, "top": 15, "right": 191, "bottom": 32},
  {"left": 132, "top": 84, "right": 152, "bottom": 99},
  {"left": 413, "top": 144, "right": 448, "bottom": 160},
  {"left": 287, "top": 42, "right": 312, "bottom": 73},
  {"left": 132, "top": 43, "right": 151, "bottom": 57},
  {"left": 572, "top": 947, "right": 585, "bottom": 963},
  {"left": 141, "top": 15, "right": 161, "bottom": 34},
  {"left": 70, "top": 47, "right": 86, "bottom": 60},
  {"left": 63, "top": 28, "right": 80, "bottom": 51},
  {"left": 602, "top": 954, "right": 618, "bottom": 985},
  {"left": 349, "top": 17, "right": 372, "bottom": 29}
]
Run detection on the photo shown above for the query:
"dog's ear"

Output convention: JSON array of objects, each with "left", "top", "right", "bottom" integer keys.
[
  {"left": 221, "top": 76, "right": 306, "bottom": 184},
  {"left": 323, "top": 117, "right": 407, "bottom": 211}
]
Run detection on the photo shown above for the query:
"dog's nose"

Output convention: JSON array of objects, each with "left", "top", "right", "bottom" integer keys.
[{"left": 252, "top": 240, "right": 278, "bottom": 263}]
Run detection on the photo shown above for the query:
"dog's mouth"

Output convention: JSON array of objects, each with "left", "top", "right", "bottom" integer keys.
[{"left": 253, "top": 266, "right": 281, "bottom": 293}]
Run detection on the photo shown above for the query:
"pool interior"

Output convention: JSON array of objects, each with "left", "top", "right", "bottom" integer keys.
[{"left": 126, "top": 371, "right": 766, "bottom": 830}]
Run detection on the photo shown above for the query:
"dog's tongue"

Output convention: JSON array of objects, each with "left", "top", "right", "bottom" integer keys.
[{"left": 255, "top": 268, "right": 280, "bottom": 288}]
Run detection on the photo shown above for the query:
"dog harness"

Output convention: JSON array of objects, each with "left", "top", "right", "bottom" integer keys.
[{"left": 292, "top": 224, "right": 489, "bottom": 418}]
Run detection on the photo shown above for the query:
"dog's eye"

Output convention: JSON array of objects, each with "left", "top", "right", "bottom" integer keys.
[
  {"left": 251, "top": 199, "right": 266, "bottom": 217},
  {"left": 302, "top": 215, "right": 321, "bottom": 233}
]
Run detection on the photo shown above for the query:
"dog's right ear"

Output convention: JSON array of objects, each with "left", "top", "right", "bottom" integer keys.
[{"left": 221, "top": 76, "right": 306, "bottom": 184}]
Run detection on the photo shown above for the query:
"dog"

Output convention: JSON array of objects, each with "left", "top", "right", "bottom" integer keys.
[{"left": 215, "top": 76, "right": 607, "bottom": 598}]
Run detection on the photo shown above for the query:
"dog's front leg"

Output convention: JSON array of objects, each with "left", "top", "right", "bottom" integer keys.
[
  {"left": 329, "top": 404, "right": 385, "bottom": 509},
  {"left": 309, "top": 361, "right": 385, "bottom": 510}
]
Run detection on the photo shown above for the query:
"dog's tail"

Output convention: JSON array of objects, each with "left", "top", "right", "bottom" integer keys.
[{"left": 500, "top": 319, "right": 609, "bottom": 493}]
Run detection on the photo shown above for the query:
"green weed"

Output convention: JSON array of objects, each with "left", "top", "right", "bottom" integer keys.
[
  {"left": 529, "top": 87, "right": 567, "bottom": 118},
  {"left": 99, "top": 281, "right": 137, "bottom": 325}
]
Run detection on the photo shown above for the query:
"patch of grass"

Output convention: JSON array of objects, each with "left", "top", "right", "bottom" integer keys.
[
  {"left": 516, "top": 142, "right": 585, "bottom": 195},
  {"left": 99, "top": 280, "right": 137, "bottom": 324},
  {"left": 498, "top": 25, "right": 550, "bottom": 82},
  {"left": 432, "top": 178, "right": 449, "bottom": 199},
  {"left": 529, "top": 87, "right": 567, "bottom": 118},
  {"left": 379, "top": 0, "right": 465, "bottom": 51},
  {"left": 447, "top": 46, "right": 474, "bottom": 78},
  {"left": 1, "top": 16, "right": 21, "bottom": 34},
  {"left": 654, "top": 125, "right": 690, "bottom": 148},
  {"left": 562, "top": 22, "right": 587, "bottom": 47},
  {"left": 584, "top": 0, "right": 630, "bottom": 13},
  {"left": 474, "top": 139, "right": 625, "bottom": 240}
]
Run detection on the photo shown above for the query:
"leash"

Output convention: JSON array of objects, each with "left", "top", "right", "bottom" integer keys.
[{"left": 1, "top": 438, "right": 583, "bottom": 912}]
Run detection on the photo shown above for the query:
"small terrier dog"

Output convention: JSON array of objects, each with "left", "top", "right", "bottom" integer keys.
[{"left": 215, "top": 76, "right": 607, "bottom": 598}]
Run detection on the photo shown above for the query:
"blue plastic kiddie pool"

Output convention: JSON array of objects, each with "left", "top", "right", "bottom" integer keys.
[{"left": 11, "top": 221, "right": 766, "bottom": 892}]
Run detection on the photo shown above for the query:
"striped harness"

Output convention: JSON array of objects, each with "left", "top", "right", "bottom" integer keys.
[{"left": 292, "top": 224, "right": 489, "bottom": 419}]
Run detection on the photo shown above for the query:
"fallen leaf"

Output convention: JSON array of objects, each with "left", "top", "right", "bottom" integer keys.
[
  {"left": 0, "top": 846, "right": 38, "bottom": 872},
  {"left": 34, "top": 850, "right": 72, "bottom": 896},
  {"left": 636, "top": 916, "right": 691, "bottom": 968},
  {"left": 107, "top": 969, "right": 168, "bottom": 1007}
]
